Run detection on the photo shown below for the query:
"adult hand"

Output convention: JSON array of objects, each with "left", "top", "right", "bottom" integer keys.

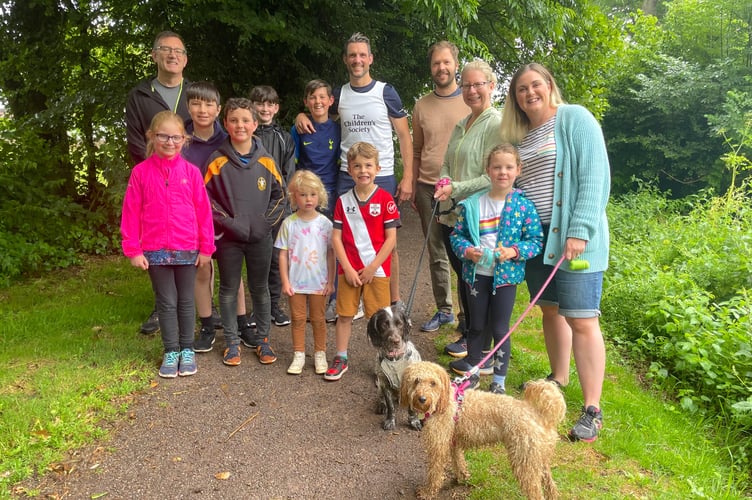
[
  {"left": 129, "top": 255, "right": 149, "bottom": 270},
  {"left": 396, "top": 178, "right": 414, "bottom": 203},
  {"left": 464, "top": 247, "right": 482, "bottom": 263},
  {"left": 294, "top": 113, "right": 315, "bottom": 134},
  {"left": 564, "top": 237, "right": 587, "bottom": 260},
  {"left": 433, "top": 183, "right": 453, "bottom": 202}
]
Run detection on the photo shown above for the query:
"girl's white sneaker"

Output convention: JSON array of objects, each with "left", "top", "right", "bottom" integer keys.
[
  {"left": 314, "top": 351, "right": 328, "bottom": 374},
  {"left": 287, "top": 351, "right": 306, "bottom": 375}
]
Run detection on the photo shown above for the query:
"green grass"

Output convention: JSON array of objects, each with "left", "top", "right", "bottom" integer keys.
[
  {"left": 1, "top": 257, "right": 749, "bottom": 498},
  {"left": 435, "top": 287, "right": 749, "bottom": 499},
  {"left": 0, "top": 257, "right": 159, "bottom": 497}
]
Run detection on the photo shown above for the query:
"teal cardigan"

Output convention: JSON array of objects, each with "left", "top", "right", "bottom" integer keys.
[{"left": 546, "top": 104, "right": 611, "bottom": 272}]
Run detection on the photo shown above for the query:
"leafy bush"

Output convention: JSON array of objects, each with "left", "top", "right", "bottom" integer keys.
[{"left": 604, "top": 186, "right": 752, "bottom": 473}]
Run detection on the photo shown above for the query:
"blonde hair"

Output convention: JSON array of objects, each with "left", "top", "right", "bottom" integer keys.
[
  {"left": 486, "top": 143, "right": 521, "bottom": 170},
  {"left": 145, "top": 110, "right": 187, "bottom": 157},
  {"left": 346, "top": 141, "right": 379, "bottom": 165},
  {"left": 500, "top": 63, "right": 565, "bottom": 144},
  {"left": 460, "top": 59, "right": 497, "bottom": 85},
  {"left": 287, "top": 170, "right": 329, "bottom": 210}
]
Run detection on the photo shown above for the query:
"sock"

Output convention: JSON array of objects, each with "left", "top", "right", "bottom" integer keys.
[
  {"left": 493, "top": 375, "right": 506, "bottom": 388},
  {"left": 336, "top": 351, "right": 348, "bottom": 359},
  {"left": 200, "top": 316, "right": 213, "bottom": 330},
  {"left": 237, "top": 314, "right": 247, "bottom": 329}
]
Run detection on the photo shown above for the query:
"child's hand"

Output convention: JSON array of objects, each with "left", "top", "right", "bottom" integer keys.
[
  {"left": 129, "top": 255, "right": 148, "bottom": 270},
  {"left": 323, "top": 282, "right": 334, "bottom": 296},
  {"left": 464, "top": 247, "right": 482, "bottom": 263},
  {"left": 196, "top": 253, "right": 212, "bottom": 267},
  {"left": 282, "top": 283, "right": 295, "bottom": 297},
  {"left": 495, "top": 246, "right": 517, "bottom": 262},
  {"left": 358, "top": 265, "right": 376, "bottom": 284},
  {"left": 344, "top": 267, "right": 362, "bottom": 287}
]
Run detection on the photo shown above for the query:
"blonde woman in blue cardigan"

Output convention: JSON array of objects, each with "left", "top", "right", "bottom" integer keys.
[
  {"left": 500, "top": 63, "right": 611, "bottom": 443},
  {"left": 449, "top": 144, "right": 543, "bottom": 394}
]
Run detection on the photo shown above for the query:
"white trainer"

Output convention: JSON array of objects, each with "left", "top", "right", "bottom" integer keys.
[
  {"left": 287, "top": 351, "right": 305, "bottom": 375},
  {"left": 314, "top": 351, "right": 328, "bottom": 374}
]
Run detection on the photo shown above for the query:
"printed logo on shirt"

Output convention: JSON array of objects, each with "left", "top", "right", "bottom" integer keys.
[
  {"left": 303, "top": 141, "right": 313, "bottom": 146},
  {"left": 345, "top": 204, "right": 358, "bottom": 214},
  {"left": 258, "top": 177, "right": 267, "bottom": 191},
  {"left": 386, "top": 200, "right": 398, "bottom": 215},
  {"left": 369, "top": 203, "right": 381, "bottom": 216}
]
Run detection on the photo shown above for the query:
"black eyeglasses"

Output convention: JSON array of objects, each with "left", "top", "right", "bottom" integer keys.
[
  {"left": 155, "top": 134, "right": 185, "bottom": 144},
  {"left": 154, "top": 46, "right": 187, "bottom": 56},
  {"left": 460, "top": 81, "right": 488, "bottom": 91}
]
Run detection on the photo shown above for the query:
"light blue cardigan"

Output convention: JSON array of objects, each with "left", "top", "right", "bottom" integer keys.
[{"left": 545, "top": 104, "right": 611, "bottom": 272}]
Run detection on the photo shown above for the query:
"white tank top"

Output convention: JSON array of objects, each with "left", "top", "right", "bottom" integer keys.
[{"left": 338, "top": 81, "right": 394, "bottom": 175}]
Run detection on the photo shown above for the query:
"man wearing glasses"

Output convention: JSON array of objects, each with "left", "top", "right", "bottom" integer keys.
[
  {"left": 126, "top": 31, "right": 190, "bottom": 165},
  {"left": 126, "top": 31, "right": 191, "bottom": 335}
]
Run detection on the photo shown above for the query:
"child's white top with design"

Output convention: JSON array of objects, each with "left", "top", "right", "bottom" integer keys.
[{"left": 274, "top": 212, "right": 333, "bottom": 294}]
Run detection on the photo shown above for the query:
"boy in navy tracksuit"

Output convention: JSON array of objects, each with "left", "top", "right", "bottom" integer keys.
[{"left": 250, "top": 85, "right": 296, "bottom": 327}]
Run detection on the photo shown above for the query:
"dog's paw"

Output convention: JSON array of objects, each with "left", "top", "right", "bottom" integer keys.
[
  {"left": 382, "top": 417, "right": 397, "bottom": 431},
  {"left": 416, "top": 486, "right": 435, "bottom": 500},
  {"left": 375, "top": 401, "right": 386, "bottom": 415},
  {"left": 408, "top": 416, "right": 422, "bottom": 431}
]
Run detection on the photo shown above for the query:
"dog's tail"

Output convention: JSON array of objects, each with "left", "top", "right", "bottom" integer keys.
[{"left": 523, "top": 380, "right": 567, "bottom": 431}]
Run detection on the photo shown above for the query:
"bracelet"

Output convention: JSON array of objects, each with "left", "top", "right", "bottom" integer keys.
[{"left": 435, "top": 177, "right": 452, "bottom": 189}]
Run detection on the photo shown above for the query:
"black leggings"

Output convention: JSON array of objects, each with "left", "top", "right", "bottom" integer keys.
[
  {"left": 464, "top": 276, "right": 515, "bottom": 376},
  {"left": 441, "top": 224, "right": 469, "bottom": 324}
]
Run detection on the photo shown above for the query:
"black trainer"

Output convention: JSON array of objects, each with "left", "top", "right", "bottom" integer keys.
[
  {"left": 271, "top": 306, "right": 291, "bottom": 326},
  {"left": 194, "top": 326, "right": 215, "bottom": 353},
  {"left": 140, "top": 309, "right": 159, "bottom": 335},
  {"left": 239, "top": 322, "right": 258, "bottom": 348}
]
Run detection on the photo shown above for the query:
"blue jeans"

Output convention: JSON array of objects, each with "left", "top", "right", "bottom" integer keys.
[
  {"left": 148, "top": 264, "right": 197, "bottom": 352},
  {"left": 215, "top": 234, "right": 273, "bottom": 345},
  {"left": 525, "top": 254, "right": 604, "bottom": 318}
]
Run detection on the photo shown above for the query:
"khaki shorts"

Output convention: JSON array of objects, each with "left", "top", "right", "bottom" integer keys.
[{"left": 336, "top": 275, "right": 390, "bottom": 318}]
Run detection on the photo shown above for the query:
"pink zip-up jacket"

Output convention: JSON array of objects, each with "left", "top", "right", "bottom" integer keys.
[{"left": 121, "top": 153, "right": 215, "bottom": 259}]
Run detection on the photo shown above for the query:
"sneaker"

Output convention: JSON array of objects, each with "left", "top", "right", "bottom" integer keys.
[
  {"left": 194, "top": 327, "right": 215, "bottom": 353},
  {"left": 239, "top": 322, "right": 258, "bottom": 348},
  {"left": 353, "top": 301, "right": 365, "bottom": 321},
  {"left": 479, "top": 354, "right": 495, "bottom": 376},
  {"left": 271, "top": 306, "right": 291, "bottom": 326},
  {"left": 448, "top": 358, "right": 473, "bottom": 376},
  {"left": 247, "top": 312, "right": 257, "bottom": 328},
  {"left": 325, "top": 300, "right": 337, "bottom": 323},
  {"left": 223, "top": 345, "right": 241, "bottom": 366},
  {"left": 464, "top": 374, "right": 480, "bottom": 390},
  {"left": 519, "top": 373, "right": 564, "bottom": 392},
  {"left": 256, "top": 338, "right": 277, "bottom": 364},
  {"left": 178, "top": 349, "right": 197, "bottom": 376},
  {"left": 569, "top": 405, "right": 603, "bottom": 443},
  {"left": 211, "top": 305, "right": 222, "bottom": 330},
  {"left": 140, "top": 309, "right": 159, "bottom": 335},
  {"left": 287, "top": 351, "right": 305, "bottom": 374},
  {"left": 324, "top": 355, "right": 349, "bottom": 381},
  {"left": 314, "top": 351, "right": 328, "bottom": 374},
  {"left": 488, "top": 382, "right": 506, "bottom": 395},
  {"left": 158, "top": 351, "right": 180, "bottom": 378},
  {"left": 420, "top": 311, "right": 455, "bottom": 332},
  {"left": 444, "top": 336, "right": 468, "bottom": 358}
]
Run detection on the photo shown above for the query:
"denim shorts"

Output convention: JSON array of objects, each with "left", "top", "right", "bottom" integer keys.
[{"left": 525, "top": 253, "right": 603, "bottom": 318}]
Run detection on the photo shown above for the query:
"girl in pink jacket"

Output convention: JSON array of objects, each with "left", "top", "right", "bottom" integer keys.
[{"left": 121, "top": 111, "right": 215, "bottom": 379}]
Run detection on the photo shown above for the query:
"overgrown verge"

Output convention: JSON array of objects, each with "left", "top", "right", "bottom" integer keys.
[{"left": 603, "top": 184, "right": 752, "bottom": 477}]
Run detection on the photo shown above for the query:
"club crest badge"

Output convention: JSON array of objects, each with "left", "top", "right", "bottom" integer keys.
[
  {"left": 257, "top": 177, "right": 267, "bottom": 191},
  {"left": 369, "top": 203, "right": 381, "bottom": 216}
]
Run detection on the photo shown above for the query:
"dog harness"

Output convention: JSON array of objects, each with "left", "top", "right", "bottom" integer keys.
[{"left": 379, "top": 342, "right": 420, "bottom": 390}]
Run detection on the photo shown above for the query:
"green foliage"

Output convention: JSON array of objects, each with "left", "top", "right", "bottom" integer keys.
[{"left": 604, "top": 184, "right": 752, "bottom": 473}]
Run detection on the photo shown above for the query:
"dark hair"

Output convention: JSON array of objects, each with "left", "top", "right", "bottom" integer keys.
[
  {"left": 249, "top": 85, "right": 279, "bottom": 104},
  {"left": 344, "top": 32, "right": 371, "bottom": 55},
  {"left": 304, "top": 79, "right": 333, "bottom": 98},
  {"left": 223, "top": 98, "right": 257, "bottom": 121},
  {"left": 186, "top": 81, "right": 221, "bottom": 104}
]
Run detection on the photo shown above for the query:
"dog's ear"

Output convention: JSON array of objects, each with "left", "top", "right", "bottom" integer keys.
[
  {"left": 366, "top": 311, "right": 379, "bottom": 346},
  {"left": 399, "top": 364, "right": 415, "bottom": 408},
  {"left": 434, "top": 367, "right": 451, "bottom": 414},
  {"left": 399, "top": 309, "right": 411, "bottom": 339}
]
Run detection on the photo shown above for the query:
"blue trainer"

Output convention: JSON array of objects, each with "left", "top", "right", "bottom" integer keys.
[
  {"left": 420, "top": 311, "right": 455, "bottom": 332},
  {"left": 158, "top": 351, "right": 180, "bottom": 378},
  {"left": 444, "top": 336, "right": 467, "bottom": 358},
  {"left": 178, "top": 349, "right": 197, "bottom": 377}
]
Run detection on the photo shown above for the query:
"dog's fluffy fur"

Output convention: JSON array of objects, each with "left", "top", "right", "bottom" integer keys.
[
  {"left": 400, "top": 361, "right": 566, "bottom": 499},
  {"left": 366, "top": 305, "right": 422, "bottom": 430}
]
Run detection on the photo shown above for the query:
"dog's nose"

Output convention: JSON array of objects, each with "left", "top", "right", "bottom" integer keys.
[{"left": 418, "top": 396, "right": 426, "bottom": 404}]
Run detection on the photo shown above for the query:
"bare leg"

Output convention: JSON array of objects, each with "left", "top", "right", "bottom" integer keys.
[
  {"left": 335, "top": 316, "right": 353, "bottom": 352},
  {"left": 390, "top": 249, "right": 400, "bottom": 303},
  {"left": 237, "top": 278, "right": 246, "bottom": 315},
  {"left": 194, "top": 261, "right": 213, "bottom": 318},
  {"left": 541, "top": 304, "right": 572, "bottom": 386},
  {"left": 568, "top": 316, "right": 605, "bottom": 407}
]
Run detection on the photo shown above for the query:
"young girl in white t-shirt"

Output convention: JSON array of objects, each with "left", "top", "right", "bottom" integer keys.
[{"left": 275, "top": 170, "right": 335, "bottom": 375}]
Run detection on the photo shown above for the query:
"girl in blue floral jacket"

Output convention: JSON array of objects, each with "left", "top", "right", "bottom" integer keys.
[{"left": 449, "top": 144, "right": 543, "bottom": 393}]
